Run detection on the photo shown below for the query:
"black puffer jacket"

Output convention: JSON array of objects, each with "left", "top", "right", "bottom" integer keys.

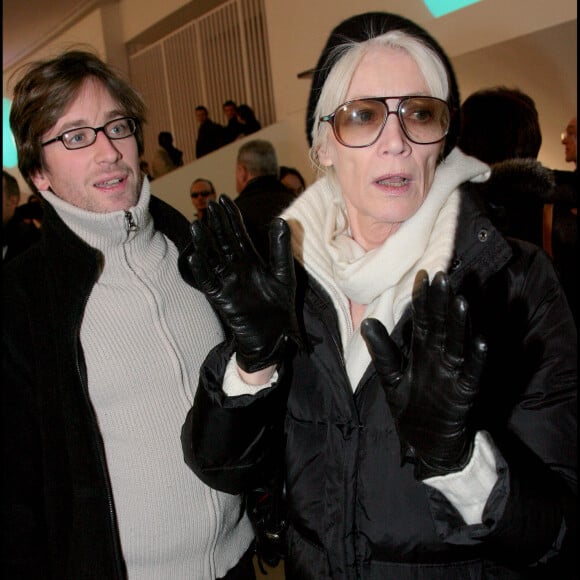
[
  {"left": 184, "top": 187, "right": 577, "bottom": 579},
  {"left": 475, "top": 158, "right": 555, "bottom": 248}
]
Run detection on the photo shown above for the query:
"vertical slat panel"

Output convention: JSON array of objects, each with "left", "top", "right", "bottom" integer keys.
[
  {"left": 128, "top": 0, "right": 275, "bottom": 165},
  {"left": 129, "top": 45, "right": 171, "bottom": 167},
  {"left": 226, "top": 3, "right": 245, "bottom": 105},
  {"left": 198, "top": 17, "right": 217, "bottom": 122},
  {"left": 239, "top": 0, "right": 275, "bottom": 126},
  {"left": 257, "top": 0, "right": 276, "bottom": 124},
  {"left": 165, "top": 26, "right": 202, "bottom": 164}
]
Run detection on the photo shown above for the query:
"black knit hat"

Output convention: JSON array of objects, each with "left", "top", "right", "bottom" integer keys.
[{"left": 306, "top": 12, "right": 460, "bottom": 158}]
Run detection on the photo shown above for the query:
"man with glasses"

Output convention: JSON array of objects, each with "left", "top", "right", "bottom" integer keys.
[
  {"left": 190, "top": 177, "right": 217, "bottom": 222},
  {"left": 2, "top": 50, "right": 256, "bottom": 579}
]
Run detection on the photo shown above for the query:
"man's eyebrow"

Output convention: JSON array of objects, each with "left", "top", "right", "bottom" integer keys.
[
  {"left": 52, "top": 111, "right": 128, "bottom": 134},
  {"left": 105, "top": 110, "right": 129, "bottom": 121},
  {"left": 51, "top": 119, "right": 90, "bottom": 134}
]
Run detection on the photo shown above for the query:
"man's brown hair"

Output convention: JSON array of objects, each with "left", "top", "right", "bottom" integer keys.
[{"left": 9, "top": 49, "right": 147, "bottom": 193}]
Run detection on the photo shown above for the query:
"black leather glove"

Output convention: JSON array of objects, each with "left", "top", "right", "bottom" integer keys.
[
  {"left": 361, "top": 270, "right": 487, "bottom": 480},
  {"left": 179, "top": 195, "right": 299, "bottom": 373}
]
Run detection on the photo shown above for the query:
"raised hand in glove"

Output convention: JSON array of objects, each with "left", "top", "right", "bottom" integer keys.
[
  {"left": 178, "top": 195, "right": 299, "bottom": 374},
  {"left": 360, "top": 270, "right": 487, "bottom": 480}
]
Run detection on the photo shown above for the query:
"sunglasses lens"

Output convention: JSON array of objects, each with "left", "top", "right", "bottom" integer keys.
[
  {"left": 399, "top": 98, "right": 450, "bottom": 144},
  {"left": 334, "top": 100, "right": 385, "bottom": 147},
  {"left": 331, "top": 97, "right": 450, "bottom": 147}
]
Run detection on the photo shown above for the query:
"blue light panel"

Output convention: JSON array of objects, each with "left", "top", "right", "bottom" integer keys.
[
  {"left": 423, "top": 0, "right": 483, "bottom": 18},
  {"left": 3, "top": 98, "right": 18, "bottom": 168}
]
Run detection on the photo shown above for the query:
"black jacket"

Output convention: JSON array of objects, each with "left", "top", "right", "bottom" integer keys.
[
  {"left": 1, "top": 196, "right": 191, "bottom": 579},
  {"left": 184, "top": 186, "right": 577, "bottom": 579},
  {"left": 224, "top": 117, "right": 244, "bottom": 144},
  {"left": 551, "top": 169, "right": 577, "bottom": 324},
  {"left": 2, "top": 214, "right": 42, "bottom": 263},
  {"left": 470, "top": 159, "right": 577, "bottom": 325},
  {"left": 477, "top": 158, "right": 555, "bottom": 248},
  {"left": 196, "top": 119, "right": 226, "bottom": 158},
  {"left": 234, "top": 175, "right": 296, "bottom": 260}
]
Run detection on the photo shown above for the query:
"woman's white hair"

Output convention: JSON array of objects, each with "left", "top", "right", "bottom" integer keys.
[{"left": 310, "top": 30, "right": 450, "bottom": 177}]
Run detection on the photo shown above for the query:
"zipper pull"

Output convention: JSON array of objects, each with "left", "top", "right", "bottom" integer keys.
[{"left": 124, "top": 210, "right": 138, "bottom": 232}]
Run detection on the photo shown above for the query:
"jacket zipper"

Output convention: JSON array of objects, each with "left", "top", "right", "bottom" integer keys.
[{"left": 124, "top": 210, "right": 138, "bottom": 234}]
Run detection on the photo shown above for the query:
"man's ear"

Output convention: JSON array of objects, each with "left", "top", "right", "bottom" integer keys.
[
  {"left": 31, "top": 168, "right": 50, "bottom": 192},
  {"left": 236, "top": 163, "right": 249, "bottom": 184}
]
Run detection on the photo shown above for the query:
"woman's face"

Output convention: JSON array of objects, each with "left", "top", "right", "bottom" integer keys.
[{"left": 318, "top": 46, "right": 444, "bottom": 250}]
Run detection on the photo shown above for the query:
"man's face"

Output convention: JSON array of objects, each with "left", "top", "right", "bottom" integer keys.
[
  {"left": 196, "top": 109, "right": 208, "bottom": 125},
  {"left": 190, "top": 180, "right": 216, "bottom": 214},
  {"left": 562, "top": 117, "right": 577, "bottom": 164},
  {"left": 32, "top": 77, "right": 142, "bottom": 213},
  {"left": 224, "top": 105, "right": 236, "bottom": 121}
]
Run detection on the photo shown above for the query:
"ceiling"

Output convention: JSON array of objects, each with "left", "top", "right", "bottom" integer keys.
[{"left": 2, "top": 0, "right": 99, "bottom": 71}]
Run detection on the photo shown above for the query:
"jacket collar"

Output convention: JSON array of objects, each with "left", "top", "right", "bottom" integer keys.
[{"left": 449, "top": 184, "right": 513, "bottom": 291}]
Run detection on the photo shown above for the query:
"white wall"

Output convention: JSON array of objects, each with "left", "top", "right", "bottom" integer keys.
[
  {"left": 3, "top": 10, "right": 107, "bottom": 95},
  {"left": 265, "top": 0, "right": 577, "bottom": 121},
  {"left": 119, "top": 0, "right": 193, "bottom": 43},
  {"left": 453, "top": 19, "right": 577, "bottom": 171},
  {"left": 3, "top": 0, "right": 577, "bottom": 199},
  {"left": 146, "top": 0, "right": 577, "bottom": 218},
  {"left": 149, "top": 109, "right": 315, "bottom": 219}
]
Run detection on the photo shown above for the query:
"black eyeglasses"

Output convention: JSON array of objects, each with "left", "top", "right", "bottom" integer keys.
[
  {"left": 320, "top": 96, "right": 451, "bottom": 148},
  {"left": 191, "top": 190, "right": 214, "bottom": 199},
  {"left": 41, "top": 117, "right": 138, "bottom": 150}
]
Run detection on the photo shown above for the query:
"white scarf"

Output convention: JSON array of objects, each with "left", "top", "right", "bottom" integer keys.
[{"left": 282, "top": 147, "right": 490, "bottom": 389}]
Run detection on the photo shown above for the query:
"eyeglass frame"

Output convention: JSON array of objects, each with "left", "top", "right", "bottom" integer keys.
[
  {"left": 319, "top": 96, "right": 451, "bottom": 148},
  {"left": 40, "top": 117, "right": 138, "bottom": 150},
  {"left": 190, "top": 190, "right": 214, "bottom": 199}
]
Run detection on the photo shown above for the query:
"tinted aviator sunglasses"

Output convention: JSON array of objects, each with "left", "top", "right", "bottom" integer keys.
[
  {"left": 190, "top": 190, "right": 214, "bottom": 199},
  {"left": 320, "top": 96, "right": 451, "bottom": 148}
]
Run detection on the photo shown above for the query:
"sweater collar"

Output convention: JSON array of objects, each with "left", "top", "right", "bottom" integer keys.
[{"left": 39, "top": 178, "right": 153, "bottom": 253}]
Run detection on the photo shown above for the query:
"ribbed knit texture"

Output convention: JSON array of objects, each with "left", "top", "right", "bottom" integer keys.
[{"left": 41, "top": 182, "right": 254, "bottom": 579}]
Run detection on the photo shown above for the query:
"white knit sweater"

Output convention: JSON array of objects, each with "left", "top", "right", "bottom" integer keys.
[{"left": 41, "top": 181, "right": 254, "bottom": 579}]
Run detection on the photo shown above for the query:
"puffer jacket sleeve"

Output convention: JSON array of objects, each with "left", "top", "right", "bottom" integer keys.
[
  {"left": 430, "top": 241, "right": 577, "bottom": 571},
  {"left": 182, "top": 340, "right": 290, "bottom": 495}
]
